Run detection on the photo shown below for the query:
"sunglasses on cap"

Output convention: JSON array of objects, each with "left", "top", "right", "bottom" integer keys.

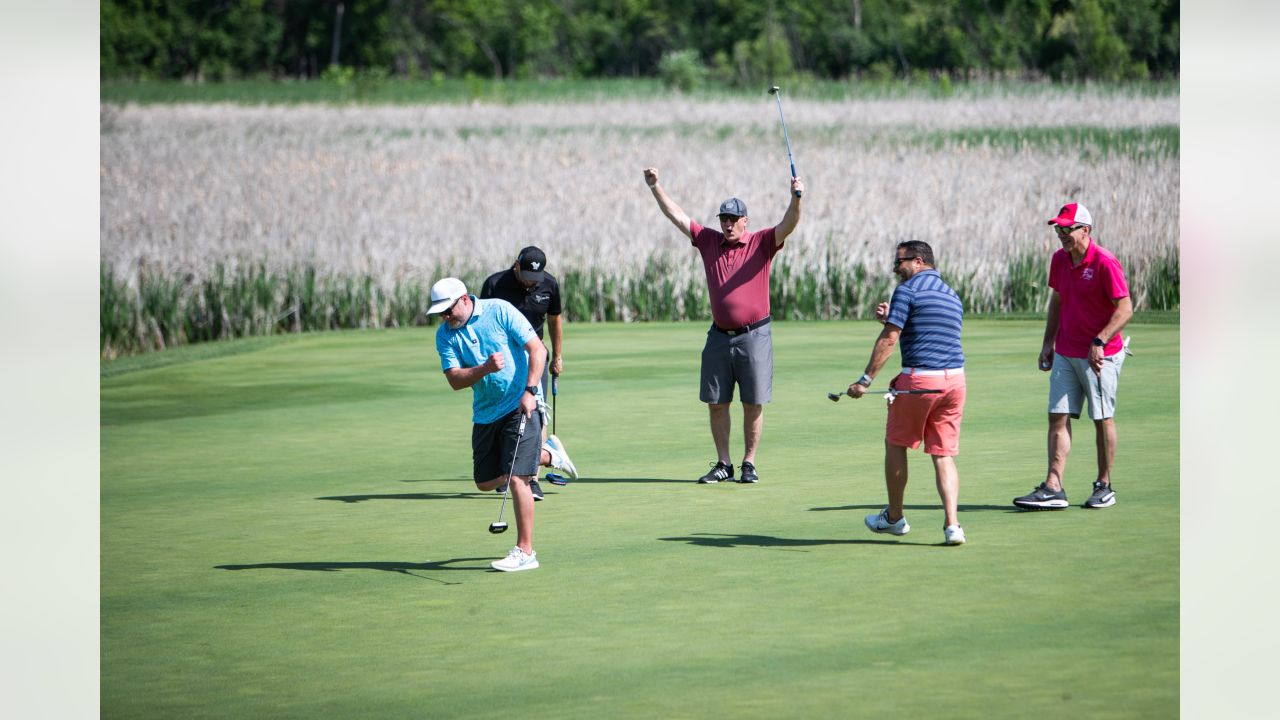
[
  {"left": 441, "top": 295, "right": 465, "bottom": 315},
  {"left": 1054, "top": 224, "right": 1085, "bottom": 235}
]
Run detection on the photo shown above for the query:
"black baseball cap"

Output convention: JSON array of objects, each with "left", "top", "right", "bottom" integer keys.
[{"left": 517, "top": 246, "right": 547, "bottom": 282}]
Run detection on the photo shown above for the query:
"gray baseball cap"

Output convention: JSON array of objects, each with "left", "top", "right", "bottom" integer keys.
[{"left": 717, "top": 197, "right": 747, "bottom": 218}]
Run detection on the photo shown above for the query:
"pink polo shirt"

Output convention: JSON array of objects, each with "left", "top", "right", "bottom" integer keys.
[
  {"left": 1048, "top": 239, "right": 1130, "bottom": 358},
  {"left": 690, "top": 220, "right": 781, "bottom": 328}
]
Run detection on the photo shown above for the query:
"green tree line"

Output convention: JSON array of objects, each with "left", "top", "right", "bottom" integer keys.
[{"left": 103, "top": 0, "right": 1177, "bottom": 84}]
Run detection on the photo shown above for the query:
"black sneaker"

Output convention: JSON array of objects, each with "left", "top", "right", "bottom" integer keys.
[
  {"left": 1083, "top": 480, "right": 1116, "bottom": 509},
  {"left": 697, "top": 461, "right": 734, "bottom": 484},
  {"left": 738, "top": 461, "right": 759, "bottom": 483},
  {"left": 530, "top": 478, "right": 544, "bottom": 501},
  {"left": 1012, "top": 482, "right": 1068, "bottom": 510}
]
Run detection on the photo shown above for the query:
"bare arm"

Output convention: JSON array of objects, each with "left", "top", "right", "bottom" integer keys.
[
  {"left": 444, "top": 353, "right": 504, "bottom": 391},
  {"left": 847, "top": 324, "right": 901, "bottom": 398},
  {"left": 1039, "top": 292, "right": 1061, "bottom": 371},
  {"left": 1088, "top": 296, "right": 1134, "bottom": 373},
  {"left": 548, "top": 314, "right": 564, "bottom": 376},
  {"left": 643, "top": 167, "right": 694, "bottom": 241},
  {"left": 520, "top": 336, "right": 548, "bottom": 416},
  {"left": 773, "top": 177, "right": 805, "bottom": 247}
]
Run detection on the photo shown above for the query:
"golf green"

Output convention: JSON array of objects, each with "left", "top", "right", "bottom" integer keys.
[{"left": 101, "top": 320, "right": 1178, "bottom": 718}]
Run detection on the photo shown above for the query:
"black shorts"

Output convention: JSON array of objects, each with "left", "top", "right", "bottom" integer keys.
[{"left": 472, "top": 407, "right": 542, "bottom": 484}]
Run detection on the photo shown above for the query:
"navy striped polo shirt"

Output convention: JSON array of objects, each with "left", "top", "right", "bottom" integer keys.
[{"left": 884, "top": 269, "right": 965, "bottom": 370}]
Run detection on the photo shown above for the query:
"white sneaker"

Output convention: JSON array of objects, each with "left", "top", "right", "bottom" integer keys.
[
  {"left": 491, "top": 546, "right": 539, "bottom": 572},
  {"left": 543, "top": 435, "right": 578, "bottom": 480},
  {"left": 865, "top": 508, "right": 910, "bottom": 536},
  {"left": 944, "top": 525, "right": 966, "bottom": 545}
]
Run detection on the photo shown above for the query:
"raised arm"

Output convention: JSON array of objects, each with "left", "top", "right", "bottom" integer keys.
[
  {"left": 643, "top": 167, "right": 694, "bottom": 241},
  {"left": 445, "top": 352, "right": 505, "bottom": 391},
  {"left": 773, "top": 176, "right": 805, "bottom": 247}
]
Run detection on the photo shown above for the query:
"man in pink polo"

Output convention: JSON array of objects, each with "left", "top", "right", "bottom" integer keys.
[
  {"left": 1014, "top": 202, "right": 1133, "bottom": 511},
  {"left": 642, "top": 166, "right": 803, "bottom": 484}
]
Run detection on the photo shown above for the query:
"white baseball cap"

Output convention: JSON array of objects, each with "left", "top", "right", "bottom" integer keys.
[{"left": 426, "top": 277, "right": 468, "bottom": 314}]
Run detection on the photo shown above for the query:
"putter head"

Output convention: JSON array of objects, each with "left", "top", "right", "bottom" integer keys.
[
  {"left": 827, "top": 392, "right": 841, "bottom": 402},
  {"left": 546, "top": 472, "right": 570, "bottom": 486},
  {"left": 768, "top": 86, "right": 780, "bottom": 95},
  {"left": 488, "top": 521, "right": 508, "bottom": 534}
]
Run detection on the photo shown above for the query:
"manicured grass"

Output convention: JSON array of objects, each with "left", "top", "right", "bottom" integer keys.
[{"left": 101, "top": 320, "right": 1178, "bottom": 718}]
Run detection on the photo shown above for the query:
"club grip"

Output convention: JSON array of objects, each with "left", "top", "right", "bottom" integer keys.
[{"left": 794, "top": 189, "right": 803, "bottom": 198}]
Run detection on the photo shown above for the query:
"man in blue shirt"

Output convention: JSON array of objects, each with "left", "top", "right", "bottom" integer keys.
[
  {"left": 846, "top": 241, "right": 968, "bottom": 546},
  {"left": 429, "top": 277, "right": 548, "bottom": 572}
]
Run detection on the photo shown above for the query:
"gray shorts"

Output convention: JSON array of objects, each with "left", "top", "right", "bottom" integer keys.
[
  {"left": 472, "top": 407, "right": 543, "bottom": 484},
  {"left": 1048, "top": 352, "right": 1125, "bottom": 420},
  {"left": 700, "top": 323, "right": 773, "bottom": 405}
]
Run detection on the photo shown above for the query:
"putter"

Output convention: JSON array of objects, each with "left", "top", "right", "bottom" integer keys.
[
  {"left": 489, "top": 412, "right": 529, "bottom": 534},
  {"left": 768, "top": 86, "right": 802, "bottom": 198},
  {"left": 546, "top": 375, "right": 570, "bottom": 486},
  {"left": 827, "top": 388, "right": 943, "bottom": 402}
]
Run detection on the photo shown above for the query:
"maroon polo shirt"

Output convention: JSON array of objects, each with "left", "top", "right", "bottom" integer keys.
[{"left": 689, "top": 220, "right": 782, "bottom": 329}]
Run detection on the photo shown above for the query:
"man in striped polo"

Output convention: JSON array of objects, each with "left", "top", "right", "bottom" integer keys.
[{"left": 846, "top": 241, "right": 968, "bottom": 546}]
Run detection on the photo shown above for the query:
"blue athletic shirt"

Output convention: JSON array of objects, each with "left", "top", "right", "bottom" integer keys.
[
  {"left": 885, "top": 269, "right": 965, "bottom": 370},
  {"left": 436, "top": 297, "right": 540, "bottom": 424}
]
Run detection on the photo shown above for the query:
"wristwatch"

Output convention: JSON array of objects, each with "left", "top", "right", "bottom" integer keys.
[
  {"left": 525, "top": 386, "right": 539, "bottom": 396},
  {"left": 857, "top": 374, "right": 873, "bottom": 387},
  {"left": 1092, "top": 337, "right": 1105, "bottom": 347}
]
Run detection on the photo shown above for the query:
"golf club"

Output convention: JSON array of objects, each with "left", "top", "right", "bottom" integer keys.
[
  {"left": 827, "top": 388, "right": 943, "bottom": 402},
  {"left": 489, "top": 412, "right": 529, "bottom": 534},
  {"left": 546, "top": 375, "right": 570, "bottom": 486},
  {"left": 768, "top": 85, "right": 802, "bottom": 198}
]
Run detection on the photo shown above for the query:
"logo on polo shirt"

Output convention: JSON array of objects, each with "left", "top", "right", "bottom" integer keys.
[{"left": 1082, "top": 268, "right": 1095, "bottom": 280}]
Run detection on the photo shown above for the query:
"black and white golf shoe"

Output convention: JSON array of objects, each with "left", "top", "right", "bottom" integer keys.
[
  {"left": 697, "top": 461, "right": 734, "bottom": 484},
  {"left": 1083, "top": 480, "right": 1116, "bottom": 509},
  {"left": 1012, "top": 482, "right": 1069, "bottom": 510}
]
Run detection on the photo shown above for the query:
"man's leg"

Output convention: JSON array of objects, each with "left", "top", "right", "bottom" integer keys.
[
  {"left": 885, "top": 441, "right": 909, "bottom": 521},
  {"left": 510, "top": 474, "right": 535, "bottom": 554},
  {"left": 709, "top": 403, "right": 732, "bottom": 465},
  {"left": 1045, "top": 413, "right": 1072, "bottom": 491},
  {"left": 741, "top": 403, "right": 763, "bottom": 464},
  {"left": 1094, "top": 417, "right": 1117, "bottom": 485},
  {"left": 932, "top": 455, "right": 960, "bottom": 527}
]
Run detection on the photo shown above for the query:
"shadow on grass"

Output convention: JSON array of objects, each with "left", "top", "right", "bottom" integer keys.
[
  {"left": 810, "top": 503, "right": 1015, "bottom": 512},
  {"left": 318, "top": 492, "right": 494, "bottom": 503},
  {"left": 214, "top": 557, "right": 493, "bottom": 584},
  {"left": 659, "top": 532, "right": 933, "bottom": 549},
  {"left": 566, "top": 476, "right": 688, "bottom": 484}
]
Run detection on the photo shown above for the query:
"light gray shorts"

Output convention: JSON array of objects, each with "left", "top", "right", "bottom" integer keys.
[
  {"left": 700, "top": 323, "right": 773, "bottom": 405},
  {"left": 1048, "top": 352, "right": 1125, "bottom": 420}
]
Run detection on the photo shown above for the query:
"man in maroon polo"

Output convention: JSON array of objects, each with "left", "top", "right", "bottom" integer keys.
[{"left": 642, "top": 166, "right": 804, "bottom": 484}]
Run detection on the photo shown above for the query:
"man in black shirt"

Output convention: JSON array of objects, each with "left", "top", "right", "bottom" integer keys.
[{"left": 481, "top": 246, "right": 576, "bottom": 491}]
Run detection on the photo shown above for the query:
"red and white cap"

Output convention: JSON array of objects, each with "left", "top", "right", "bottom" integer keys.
[{"left": 1047, "top": 202, "right": 1092, "bottom": 227}]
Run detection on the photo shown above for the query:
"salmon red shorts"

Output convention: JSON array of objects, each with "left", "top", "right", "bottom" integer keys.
[{"left": 885, "top": 370, "right": 966, "bottom": 456}]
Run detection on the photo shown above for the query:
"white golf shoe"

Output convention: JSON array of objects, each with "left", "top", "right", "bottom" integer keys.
[
  {"left": 865, "top": 508, "right": 910, "bottom": 536},
  {"left": 944, "top": 525, "right": 967, "bottom": 545},
  {"left": 491, "top": 546, "right": 539, "bottom": 572},
  {"left": 543, "top": 435, "right": 578, "bottom": 480}
]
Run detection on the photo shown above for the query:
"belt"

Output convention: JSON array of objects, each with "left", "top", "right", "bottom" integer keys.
[
  {"left": 900, "top": 366, "right": 964, "bottom": 376},
  {"left": 713, "top": 316, "right": 771, "bottom": 336}
]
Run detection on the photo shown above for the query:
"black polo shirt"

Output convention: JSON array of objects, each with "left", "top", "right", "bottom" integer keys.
[{"left": 479, "top": 269, "right": 561, "bottom": 339}]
